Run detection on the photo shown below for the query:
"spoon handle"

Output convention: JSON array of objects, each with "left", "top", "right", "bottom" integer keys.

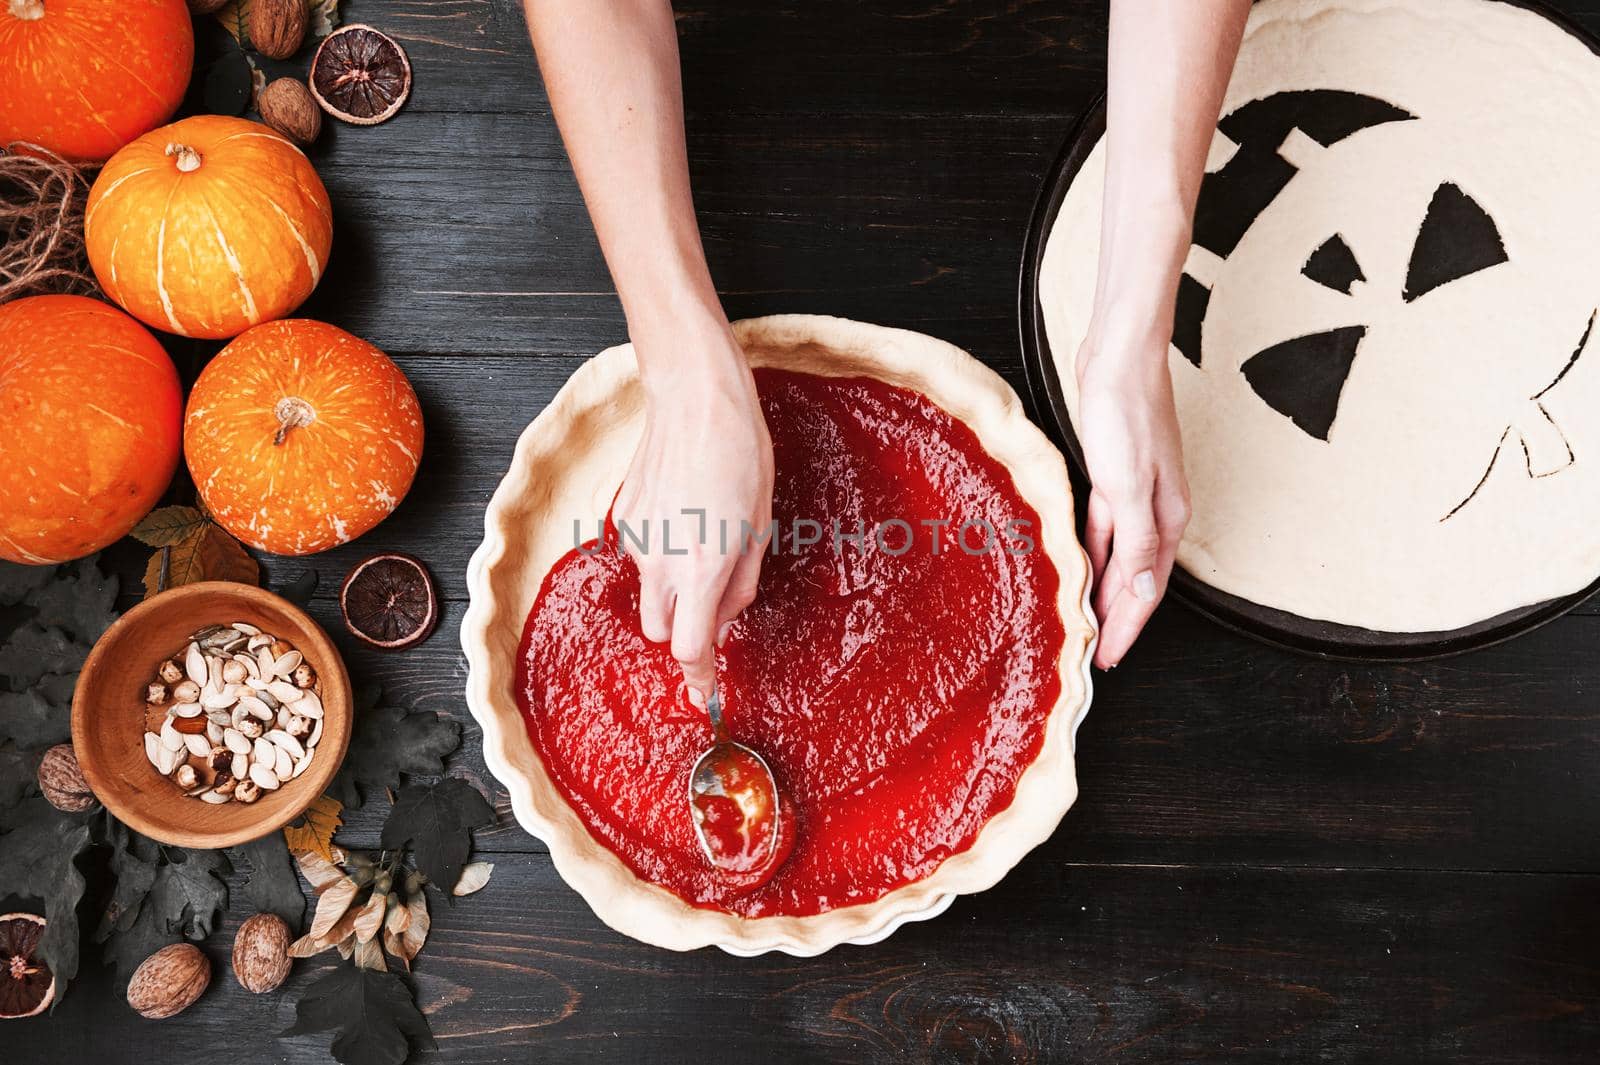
[{"left": 705, "top": 680, "right": 728, "bottom": 743}]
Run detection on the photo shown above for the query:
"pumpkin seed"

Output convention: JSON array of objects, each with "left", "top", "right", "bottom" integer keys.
[
  {"left": 184, "top": 643, "right": 207, "bottom": 685},
  {"left": 159, "top": 718, "right": 185, "bottom": 751},
  {"left": 267, "top": 730, "right": 305, "bottom": 759},
  {"left": 183, "top": 733, "right": 211, "bottom": 759},
  {"left": 249, "top": 764, "right": 281, "bottom": 790},
  {"left": 200, "top": 789, "right": 232, "bottom": 804},
  {"left": 232, "top": 752, "right": 250, "bottom": 779}
]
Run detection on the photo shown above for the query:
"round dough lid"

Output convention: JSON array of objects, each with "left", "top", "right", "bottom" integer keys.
[{"left": 1035, "top": 0, "right": 1600, "bottom": 643}]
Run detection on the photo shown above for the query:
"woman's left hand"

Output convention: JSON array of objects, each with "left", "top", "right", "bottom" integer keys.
[{"left": 1075, "top": 324, "right": 1191, "bottom": 670}]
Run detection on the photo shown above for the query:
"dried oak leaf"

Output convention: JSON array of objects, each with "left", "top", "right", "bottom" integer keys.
[
  {"left": 283, "top": 962, "right": 433, "bottom": 1065},
  {"left": 379, "top": 779, "right": 495, "bottom": 894},
  {"left": 0, "top": 802, "right": 91, "bottom": 997},
  {"left": 284, "top": 794, "right": 344, "bottom": 864},
  {"left": 232, "top": 830, "right": 308, "bottom": 930},
  {"left": 330, "top": 688, "right": 461, "bottom": 809},
  {"left": 279, "top": 569, "right": 320, "bottom": 608},
  {"left": 96, "top": 839, "right": 232, "bottom": 981}
]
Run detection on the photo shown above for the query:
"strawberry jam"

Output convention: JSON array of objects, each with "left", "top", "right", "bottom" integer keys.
[{"left": 517, "top": 369, "right": 1064, "bottom": 917}]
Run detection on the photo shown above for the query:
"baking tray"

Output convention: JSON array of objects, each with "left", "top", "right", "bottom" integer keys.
[{"left": 1017, "top": 1, "right": 1600, "bottom": 660}]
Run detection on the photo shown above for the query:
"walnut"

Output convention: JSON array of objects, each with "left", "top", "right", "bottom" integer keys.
[
  {"left": 232, "top": 913, "right": 292, "bottom": 993},
  {"left": 249, "top": 0, "right": 308, "bottom": 61},
  {"left": 37, "top": 744, "right": 97, "bottom": 812},
  {"left": 258, "top": 78, "right": 322, "bottom": 146},
  {"left": 126, "top": 943, "right": 210, "bottom": 1019}
]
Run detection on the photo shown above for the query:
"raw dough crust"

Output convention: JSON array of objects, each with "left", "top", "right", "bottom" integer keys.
[
  {"left": 463, "top": 315, "right": 1095, "bottom": 954},
  {"left": 1041, "top": 0, "right": 1600, "bottom": 633}
]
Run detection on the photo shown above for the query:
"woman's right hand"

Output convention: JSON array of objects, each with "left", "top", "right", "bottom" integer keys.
[{"left": 614, "top": 322, "right": 774, "bottom": 701}]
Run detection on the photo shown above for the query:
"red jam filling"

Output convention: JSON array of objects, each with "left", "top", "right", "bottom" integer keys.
[{"left": 517, "top": 368, "right": 1064, "bottom": 917}]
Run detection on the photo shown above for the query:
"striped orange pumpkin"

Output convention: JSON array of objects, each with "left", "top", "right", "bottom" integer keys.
[
  {"left": 185, "top": 320, "right": 424, "bottom": 557},
  {"left": 0, "top": 0, "right": 193, "bottom": 163},
  {"left": 85, "top": 116, "right": 333, "bottom": 340},
  {"left": 0, "top": 295, "right": 182, "bottom": 564}
]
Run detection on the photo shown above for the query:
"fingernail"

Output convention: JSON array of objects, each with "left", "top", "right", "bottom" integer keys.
[
  {"left": 716, "top": 622, "right": 733, "bottom": 647},
  {"left": 1133, "top": 570, "right": 1156, "bottom": 602}
]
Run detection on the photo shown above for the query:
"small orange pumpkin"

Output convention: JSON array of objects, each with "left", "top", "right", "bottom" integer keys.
[
  {"left": 86, "top": 116, "right": 334, "bottom": 340},
  {"left": 185, "top": 320, "right": 424, "bottom": 556},
  {"left": 0, "top": 295, "right": 182, "bottom": 564},
  {"left": 0, "top": 0, "right": 193, "bottom": 163}
]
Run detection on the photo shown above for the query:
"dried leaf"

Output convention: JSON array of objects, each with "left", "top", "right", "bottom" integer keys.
[
  {"left": 394, "top": 892, "right": 428, "bottom": 969},
  {"left": 96, "top": 842, "right": 231, "bottom": 982},
  {"left": 278, "top": 569, "right": 319, "bottom": 607},
  {"left": 128, "top": 506, "right": 207, "bottom": 548},
  {"left": 284, "top": 794, "right": 344, "bottom": 864},
  {"left": 0, "top": 804, "right": 91, "bottom": 999},
  {"left": 295, "top": 849, "right": 348, "bottom": 894},
  {"left": 309, "top": 877, "right": 360, "bottom": 939},
  {"left": 232, "top": 830, "right": 307, "bottom": 929},
  {"left": 452, "top": 861, "right": 493, "bottom": 897},
  {"left": 352, "top": 936, "right": 387, "bottom": 972},
  {"left": 352, "top": 891, "right": 386, "bottom": 944},
  {"left": 383, "top": 897, "right": 409, "bottom": 936},
  {"left": 213, "top": 0, "right": 252, "bottom": 47},
  {"left": 144, "top": 522, "right": 259, "bottom": 599},
  {"left": 288, "top": 932, "right": 332, "bottom": 959},
  {"left": 283, "top": 963, "right": 434, "bottom": 1065},
  {"left": 379, "top": 779, "right": 496, "bottom": 893},
  {"left": 331, "top": 688, "right": 461, "bottom": 809}
]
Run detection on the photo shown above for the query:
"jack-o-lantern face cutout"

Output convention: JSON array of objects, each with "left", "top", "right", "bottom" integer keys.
[
  {"left": 1039, "top": 0, "right": 1600, "bottom": 633},
  {"left": 1176, "top": 89, "right": 1594, "bottom": 520}
]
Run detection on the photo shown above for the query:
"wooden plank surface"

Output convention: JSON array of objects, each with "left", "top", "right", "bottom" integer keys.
[{"left": 17, "top": 0, "right": 1600, "bottom": 1061}]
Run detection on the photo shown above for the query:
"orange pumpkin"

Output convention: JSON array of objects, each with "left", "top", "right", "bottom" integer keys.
[
  {"left": 0, "top": 0, "right": 193, "bottom": 163},
  {"left": 185, "top": 320, "right": 424, "bottom": 556},
  {"left": 0, "top": 295, "right": 182, "bottom": 564},
  {"left": 85, "top": 116, "right": 334, "bottom": 340}
]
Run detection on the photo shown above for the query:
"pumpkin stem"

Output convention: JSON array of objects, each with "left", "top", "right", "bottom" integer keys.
[
  {"left": 8, "top": 0, "right": 44, "bottom": 20},
  {"left": 164, "top": 143, "right": 202, "bottom": 173},
  {"left": 274, "top": 397, "right": 316, "bottom": 446}
]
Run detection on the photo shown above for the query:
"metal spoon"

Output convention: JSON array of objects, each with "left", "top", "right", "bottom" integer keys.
[{"left": 687, "top": 679, "right": 782, "bottom": 878}]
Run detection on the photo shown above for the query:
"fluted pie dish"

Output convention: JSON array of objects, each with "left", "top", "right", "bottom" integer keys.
[{"left": 463, "top": 315, "right": 1095, "bottom": 954}]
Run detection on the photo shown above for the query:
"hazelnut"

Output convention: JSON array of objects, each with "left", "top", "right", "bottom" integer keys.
[
  {"left": 222, "top": 660, "right": 248, "bottom": 684},
  {"left": 269, "top": 639, "right": 292, "bottom": 659},
  {"left": 172, "top": 680, "right": 201, "bottom": 704},
  {"left": 237, "top": 718, "right": 264, "bottom": 740},
  {"left": 234, "top": 780, "right": 261, "bottom": 804},
  {"left": 212, "top": 774, "right": 237, "bottom": 797},
  {"left": 285, "top": 715, "right": 311, "bottom": 739},
  {"left": 292, "top": 662, "right": 317, "bottom": 689},
  {"left": 248, "top": 0, "right": 307, "bottom": 61},
  {"left": 173, "top": 764, "right": 198, "bottom": 790},
  {"left": 126, "top": 943, "right": 209, "bottom": 1019},
  {"left": 232, "top": 913, "right": 292, "bottom": 993},
  {"left": 38, "top": 744, "right": 97, "bottom": 812},
  {"left": 158, "top": 660, "right": 184, "bottom": 685},
  {"left": 145, "top": 682, "right": 168, "bottom": 705}
]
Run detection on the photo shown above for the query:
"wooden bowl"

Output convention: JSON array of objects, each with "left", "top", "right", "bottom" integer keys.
[{"left": 71, "top": 582, "right": 352, "bottom": 848}]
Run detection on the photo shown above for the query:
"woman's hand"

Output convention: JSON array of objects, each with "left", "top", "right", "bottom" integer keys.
[
  {"left": 1075, "top": 323, "right": 1190, "bottom": 670},
  {"left": 614, "top": 323, "right": 773, "bottom": 698}
]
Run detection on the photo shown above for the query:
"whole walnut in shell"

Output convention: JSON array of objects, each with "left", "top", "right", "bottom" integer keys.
[
  {"left": 38, "top": 744, "right": 97, "bottom": 812},
  {"left": 258, "top": 78, "right": 323, "bottom": 146},
  {"left": 249, "top": 0, "right": 309, "bottom": 60},
  {"left": 126, "top": 943, "right": 210, "bottom": 1019},
  {"left": 232, "top": 913, "right": 292, "bottom": 993}
]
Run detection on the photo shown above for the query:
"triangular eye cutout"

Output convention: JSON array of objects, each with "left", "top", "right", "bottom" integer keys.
[
  {"left": 1404, "top": 183, "right": 1508, "bottom": 303},
  {"left": 1302, "top": 234, "right": 1365, "bottom": 294},
  {"left": 1241, "top": 326, "right": 1367, "bottom": 440}
]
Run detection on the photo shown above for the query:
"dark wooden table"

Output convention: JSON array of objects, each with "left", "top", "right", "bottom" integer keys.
[{"left": 19, "top": 1, "right": 1600, "bottom": 1061}]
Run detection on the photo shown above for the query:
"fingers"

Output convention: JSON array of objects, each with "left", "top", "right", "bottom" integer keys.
[
  {"left": 638, "top": 571, "right": 673, "bottom": 646},
  {"left": 1085, "top": 490, "right": 1115, "bottom": 619},
  {"left": 1092, "top": 483, "right": 1187, "bottom": 671},
  {"left": 714, "top": 544, "right": 764, "bottom": 646},
  {"left": 670, "top": 578, "right": 722, "bottom": 698}
]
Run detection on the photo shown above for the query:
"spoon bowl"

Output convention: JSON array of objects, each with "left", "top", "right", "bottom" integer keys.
[{"left": 687, "top": 683, "right": 784, "bottom": 883}]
